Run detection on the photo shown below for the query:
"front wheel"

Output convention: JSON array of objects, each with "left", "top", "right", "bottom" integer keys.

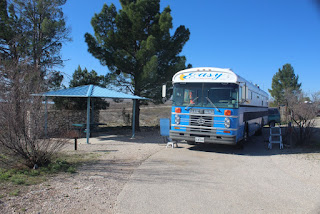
[
  {"left": 236, "top": 141, "right": 244, "bottom": 149},
  {"left": 187, "top": 141, "right": 196, "bottom": 145},
  {"left": 243, "top": 123, "right": 249, "bottom": 142}
]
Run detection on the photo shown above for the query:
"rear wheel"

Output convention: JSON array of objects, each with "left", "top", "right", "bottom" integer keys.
[
  {"left": 269, "top": 121, "right": 275, "bottom": 127},
  {"left": 256, "top": 118, "right": 264, "bottom": 136}
]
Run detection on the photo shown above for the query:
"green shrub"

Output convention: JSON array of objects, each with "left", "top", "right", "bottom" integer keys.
[
  {"left": 0, "top": 171, "right": 12, "bottom": 181},
  {"left": 29, "top": 169, "right": 40, "bottom": 176},
  {"left": 9, "top": 190, "right": 20, "bottom": 196},
  {"left": 0, "top": 152, "right": 95, "bottom": 186},
  {"left": 11, "top": 178, "right": 25, "bottom": 185},
  {"left": 67, "top": 166, "right": 76, "bottom": 173},
  {"left": 48, "top": 160, "right": 74, "bottom": 173},
  {"left": 10, "top": 174, "right": 26, "bottom": 185}
]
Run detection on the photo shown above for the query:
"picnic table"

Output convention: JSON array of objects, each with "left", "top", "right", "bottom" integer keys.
[{"left": 72, "top": 123, "right": 106, "bottom": 138}]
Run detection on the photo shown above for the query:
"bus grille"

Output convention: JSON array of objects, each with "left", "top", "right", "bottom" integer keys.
[{"left": 189, "top": 115, "right": 213, "bottom": 133}]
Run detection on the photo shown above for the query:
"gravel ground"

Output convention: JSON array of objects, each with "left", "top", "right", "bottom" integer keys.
[
  {"left": 115, "top": 127, "right": 320, "bottom": 214},
  {"left": 1, "top": 118, "right": 320, "bottom": 214},
  {"left": 0, "top": 130, "right": 165, "bottom": 214}
]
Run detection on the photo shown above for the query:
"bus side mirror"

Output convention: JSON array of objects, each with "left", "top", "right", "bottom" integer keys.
[
  {"left": 162, "top": 84, "right": 166, "bottom": 98},
  {"left": 162, "top": 84, "right": 167, "bottom": 103}
]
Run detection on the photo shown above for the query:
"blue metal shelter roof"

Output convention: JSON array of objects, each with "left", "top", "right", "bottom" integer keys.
[
  {"left": 38, "top": 84, "right": 146, "bottom": 144},
  {"left": 40, "top": 85, "right": 147, "bottom": 100}
]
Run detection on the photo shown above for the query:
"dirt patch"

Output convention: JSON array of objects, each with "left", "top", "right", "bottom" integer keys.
[
  {"left": 1, "top": 123, "right": 319, "bottom": 213},
  {"left": 0, "top": 130, "right": 165, "bottom": 214}
]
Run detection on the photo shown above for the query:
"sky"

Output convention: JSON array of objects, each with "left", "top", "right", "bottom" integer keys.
[{"left": 61, "top": 0, "right": 320, "bottom": 95}]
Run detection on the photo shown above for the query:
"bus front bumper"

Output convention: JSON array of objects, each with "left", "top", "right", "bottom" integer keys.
[{"left": 170, "top": 130, "right": 237, "bottom": 145}]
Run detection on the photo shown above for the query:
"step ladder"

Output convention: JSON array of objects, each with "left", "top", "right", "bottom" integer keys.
[{"left": 268, "top": 126, "right": 283, "bottom": 149}]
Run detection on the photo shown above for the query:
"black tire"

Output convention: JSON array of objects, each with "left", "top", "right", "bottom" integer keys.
[
  {"left": 256, "top": 119, "right": 264, "bottom": 136},
  {"left": 187, "top": 141, "right": 196, "bottom": 145},
  {"left": 237, "top": 123, "right": 248, "bottom": 149},
  {"left": 255, "top": 128, "right": 262, "bottom": 136},
  {"left": 269, "top": 121, "right": 275, "bottom": 127},
  {"left": 236, "top": 141, "right": 244, "bottom": 149},
  {"left": 243, "top": 123, "right": 249, "bottom": 142}
]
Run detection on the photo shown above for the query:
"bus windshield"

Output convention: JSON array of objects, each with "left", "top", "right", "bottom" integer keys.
[{"left": 172, "top": 83, "right": 239, "bottom": 108}]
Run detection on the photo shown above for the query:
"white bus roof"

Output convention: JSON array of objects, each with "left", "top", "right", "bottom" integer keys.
[
  {"left": 172, "top": 67, "right": 238, "bottom": 83},
  {"left": 172, "top": 67, "right": 268, "bottom": 97}
]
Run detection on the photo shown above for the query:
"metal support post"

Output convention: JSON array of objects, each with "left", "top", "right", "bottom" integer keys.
[
  {"left": 74, "top": 137, "right": 77, "bottom": 150},
  {"left": 86, "top": 97, "right": 91, "bottom": 144},
  {"left": 45, "top": 96, "right": 48, "bottom": 138},
  {"left": 131, "top": 99, "right": 136, "bottom": 139}
]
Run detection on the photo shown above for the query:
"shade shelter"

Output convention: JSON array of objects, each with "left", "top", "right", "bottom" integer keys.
[{"left": 37, "top": 85, "right": 147, "bottom": 144}]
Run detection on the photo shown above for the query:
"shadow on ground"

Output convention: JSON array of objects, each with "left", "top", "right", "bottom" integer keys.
[
  {"left": 188, "top": 127, "right": 320, "bottom": 156},
  {"left": 82, "top": 126, "right": 320, "bottom": 156},
  {"left": 92, "top": 126, "right": 164, "bottom": 144}
]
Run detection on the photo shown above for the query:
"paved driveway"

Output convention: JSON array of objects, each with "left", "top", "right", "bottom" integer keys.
[{"left": 115, "top": 133, "right": 320, "bottom": 214}]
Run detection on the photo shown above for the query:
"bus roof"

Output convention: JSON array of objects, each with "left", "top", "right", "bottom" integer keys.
[
  {"left": 172, "top": 67, "right": 268, "bottom": 97},
  {"left": 172, "top": 67, "right": 238, "bottom": 83}
]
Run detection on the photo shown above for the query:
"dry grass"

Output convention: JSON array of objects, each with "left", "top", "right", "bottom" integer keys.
[{"left": 0, "top": 151, "right": 101, "bottom": 204}]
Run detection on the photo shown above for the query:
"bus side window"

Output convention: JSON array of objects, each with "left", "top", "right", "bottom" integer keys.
[{"left": 241, "top": 85, "right": 249, "bottom": 101}]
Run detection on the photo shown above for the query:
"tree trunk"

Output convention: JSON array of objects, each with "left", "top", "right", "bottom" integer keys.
[
  {"left": 133, "top": 74, "right": 142, "bottom": 131},
  {"left": 134, "top": 99, "right": 140, "bottom": 132}
]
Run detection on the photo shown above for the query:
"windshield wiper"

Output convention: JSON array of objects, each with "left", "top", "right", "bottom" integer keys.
[
  {"left": 205, "top": 97, "right": 221, "bottom": 112},
  {"left": 185, "top": 97, "right": 198, "bottom": 110}
]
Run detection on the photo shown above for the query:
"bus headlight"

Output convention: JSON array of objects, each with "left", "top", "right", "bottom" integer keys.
[
  {"left": 224, "top": 118, "right": 231, "bottom": 128},
  {"left": 175, "top": 115, "right": 180, "bottom": 125}
]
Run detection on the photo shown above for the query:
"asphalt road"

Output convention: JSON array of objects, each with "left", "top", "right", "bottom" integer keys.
[{"left": 115, "top": 130, "right": 320, "bottom": 214}]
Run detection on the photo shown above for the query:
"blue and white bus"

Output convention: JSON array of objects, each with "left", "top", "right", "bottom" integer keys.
[{"left": 164, "top": 67, "right": 269, "bottom": 146}]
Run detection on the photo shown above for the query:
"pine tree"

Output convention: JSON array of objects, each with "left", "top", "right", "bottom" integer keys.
[
  {"left": 70, "top": 66, "right": 105, "bottom": 88},
  {"left": 54, "top": 66, "right": 109, "bottom": 110},
  {"left": 85, "top": 0, "right": 190, "bottom": 130},
  {"left": 269, "top": 63, "right": 302, "bottom": 106},
  {"left": 14, "top": 0, "right": 70, "bottom": 72},
  {"left": 0, "top": 0, "right": 27, "bottom": 62},
  {"left": 0, "top": 0, "right": 70, "bottom": 90}
]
